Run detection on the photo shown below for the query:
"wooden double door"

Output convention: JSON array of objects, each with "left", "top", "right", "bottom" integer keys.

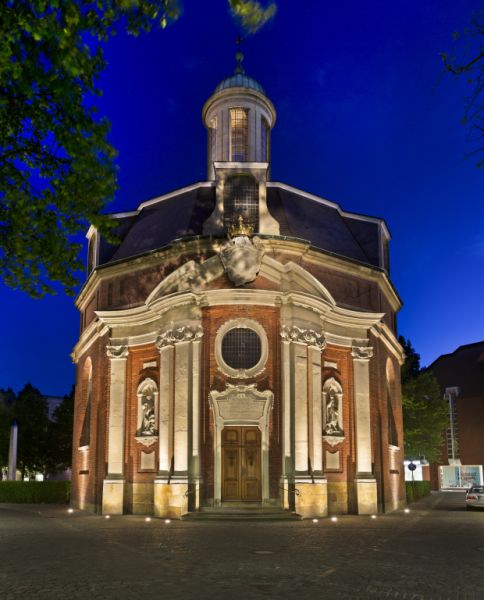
[{"left": 222, "top": 426, "right": 261, "bottom": 502}]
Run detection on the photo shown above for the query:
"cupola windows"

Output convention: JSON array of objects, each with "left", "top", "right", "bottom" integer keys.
[
  {"left": 261, "top": 117, "right": 269, "bottom": 162},
  {"left": 223, "top": 175, "right": 259, "bottom": 231},
  {"left": 208, "top": 116, "right": 217, "bottom": 163},
  {"left": 230, "top": 108, "right": 248, "bottom": 161}
]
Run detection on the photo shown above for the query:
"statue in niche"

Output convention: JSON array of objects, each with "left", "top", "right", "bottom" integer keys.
[
  {"left": 323, "top": 385, "right": 343, "bottom": 436},
  {"left": 136, "top": 387, "right": 158, "bottom": 437}
]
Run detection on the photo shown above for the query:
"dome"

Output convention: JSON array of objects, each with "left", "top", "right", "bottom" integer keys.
[{"left": 214, "top": 73, "right": 265, "bottom": 95}]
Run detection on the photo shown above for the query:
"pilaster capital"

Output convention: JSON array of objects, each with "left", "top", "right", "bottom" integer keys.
[
  {"left": 106, "top": 345, "right": 129, "bottom": 359},
  {"left": 156, "top": 325, "right": 203, "bottom": 350},
  {"left": 280, "top": 325, "right": 326, "bottom": 350},
  {"left": 351, "top": 343, "right": 373, "bottom": 360}
]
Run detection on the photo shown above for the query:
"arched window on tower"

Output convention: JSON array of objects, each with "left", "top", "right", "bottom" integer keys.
[
  {"left": 223, "top": 175, "right": 259, "bottom": 232},
  {"left": 208, "top": 116, "right": 217, "bottom": 163},
  {"left": 261, "top": 117, "right": 269, "bottom": 162},
  {"left": 230, "top": 108, "right": 248, "bottom": 161}
]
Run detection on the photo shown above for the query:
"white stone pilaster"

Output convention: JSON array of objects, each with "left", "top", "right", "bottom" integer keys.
[
  {"left": 191, "top": 339, "right": 202, "bottom": 478},
  {"left": 174, "top": 340, "right": 190, "bottom": 475},
  {"left": 157, "top": 344, "right": 174, "bottom": 476},
  {"left": 352, "top": 343, "right": 378, "bottom": 514},
  {"left": 309, "top": 345, "right": 323, "bottom": 474},
  {"left": 154, "top": 325, "right": 202, "bottom": 517},
  {"left": 294, "top": 342, "right": 309, "bottom": 474},
  {"left": 103, "top": 344, "right": 128, "bottom": 515}
]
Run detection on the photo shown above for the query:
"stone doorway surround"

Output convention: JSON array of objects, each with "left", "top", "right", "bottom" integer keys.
[{"left": 209, "top": 384, "right": 273, "bottom": 506}]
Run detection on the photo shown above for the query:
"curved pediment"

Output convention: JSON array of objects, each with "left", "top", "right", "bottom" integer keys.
[{"left": 146, "top": 250, "right": 336, "bottom": 307}]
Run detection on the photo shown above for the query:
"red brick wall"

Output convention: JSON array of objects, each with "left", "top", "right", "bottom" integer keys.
[
  {"left": 200, "top": 305, "right": 281, "bottom": 502},
  {"left": 71, "top": 333, "right": 109, "bottom": 512}
]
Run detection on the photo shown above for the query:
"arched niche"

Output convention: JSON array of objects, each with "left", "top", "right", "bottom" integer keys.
[
  {"left": 322, "top": 377, "right": 344, "bottom": 438},
  {"left": 135, "top": 378, "right": 159, "bottom": 446}
]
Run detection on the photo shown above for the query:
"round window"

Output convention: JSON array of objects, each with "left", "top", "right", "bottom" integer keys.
[{"left": 221, "top": 327, "right": 262, "bottom": 370}]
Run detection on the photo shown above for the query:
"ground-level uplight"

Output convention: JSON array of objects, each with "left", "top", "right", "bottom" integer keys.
[
  {"left": 164, "top": 519, "right": 171, "bottom": 524},
  {"left": 68, "top": 508, "right": 74, "bottom": 514},
  {"left": 105, "top": 515, "right": 111, "bottom": 519},
  {"left": 145, "top": 517, "right": 151, "bottom": 522},
  {"left": 404, "top": 508, "right": 410, "bottom": 514},
  {"left": 331, "top": 516, "right": 338, "bottom": 522},
  {"left": 371, "top": 515, "right": 377, "bottom": 519},
  {"left": 312, "top": 518, "right": 318, "bottom": 523}
]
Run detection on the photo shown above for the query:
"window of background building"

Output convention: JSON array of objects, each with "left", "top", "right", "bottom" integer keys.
[
  {"left": 230, "top": 108, "right": 248, "bottom": 161},
  {"left": 223, "top": 175, "right": 259, "bottom": 231}
]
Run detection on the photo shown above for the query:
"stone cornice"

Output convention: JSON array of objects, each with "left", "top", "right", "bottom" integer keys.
[
  {"left": 71, "top": 321, "right": 109, "bottom": 364},
  {"left": 76, "top": 236, "right": 401, "bottom": 315}
]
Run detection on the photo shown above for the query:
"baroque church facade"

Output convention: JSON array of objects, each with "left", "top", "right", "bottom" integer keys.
[{"left": 71, "top": 59, "right": 405, "bottom": 518}]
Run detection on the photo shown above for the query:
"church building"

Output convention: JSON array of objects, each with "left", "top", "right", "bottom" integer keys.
[{"left": 71, "top": 56, "right": 405, "bottom": 518}]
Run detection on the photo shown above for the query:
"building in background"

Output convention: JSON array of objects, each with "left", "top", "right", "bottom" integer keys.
[
  {"left": 71, "top": 57, "right": 405, "bottom": 518},
  {"left": 429, "top": 342, "right": 484, "bottom": 489}
]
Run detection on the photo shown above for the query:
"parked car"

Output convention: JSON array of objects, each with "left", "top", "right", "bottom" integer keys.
[{"left": 466, "top": 486, "right": 484, "bottom": 510}]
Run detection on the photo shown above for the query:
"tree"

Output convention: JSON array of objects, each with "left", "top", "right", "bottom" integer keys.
[
  {"left": 0, "top": 1, "right": 276, "bottom": 297},
  {"left": 441, "top": 11, "right": 484, "bottom": 167},
  {"left": 13, "top": 383, "right": 50, "bottom": 477},
  {"left": 398, "top": 335, "right": 421, "bottom": 384},
  {"left": 399, "top": 337, "right": 448, "bottom": 462},
  {"left": 46, "top": 385, "right": 75, "bottom": 473},
  {"left": 0, "top": 389, "right": 15, "bottom": 472}
]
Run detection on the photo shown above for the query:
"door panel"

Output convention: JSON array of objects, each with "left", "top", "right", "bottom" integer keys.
[{"left": 222, "top": 426, "right": 261, "bottom": 502}]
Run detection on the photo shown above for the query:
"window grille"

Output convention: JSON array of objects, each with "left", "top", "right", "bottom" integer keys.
[
  {"left": 221, "top": 328, "right": 262, "bottom": 370},
  {"left": 230, "top": 108, "right": 248, "bottom": 161},
  {"left": 223, "top": 175, "right": 259, "bottom": 231}
]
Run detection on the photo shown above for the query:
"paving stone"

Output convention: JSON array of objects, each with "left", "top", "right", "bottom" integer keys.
[{"left": 0, "top": 492, "right": 483, "bottom": 599}]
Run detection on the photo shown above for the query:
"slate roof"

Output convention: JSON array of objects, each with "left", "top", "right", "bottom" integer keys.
[
  {"left": 98, "top": 182, "right": 387, "bottom": 270},
  {"left": 429, "top": 342, "right": 484, "bottom": 398}
]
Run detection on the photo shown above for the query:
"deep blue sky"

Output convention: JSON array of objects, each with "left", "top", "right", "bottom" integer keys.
[{"left": 1, "top": 0, "right": 483, "bottom": 395}]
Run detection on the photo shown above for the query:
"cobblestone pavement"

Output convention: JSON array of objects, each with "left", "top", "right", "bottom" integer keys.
[{"left": 1, "top": 492, "right": 484, "bottom": 599}]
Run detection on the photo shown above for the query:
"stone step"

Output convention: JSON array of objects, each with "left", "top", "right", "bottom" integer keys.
[{"left": 182, "top": 509, "right": 301, "bottom": 521}]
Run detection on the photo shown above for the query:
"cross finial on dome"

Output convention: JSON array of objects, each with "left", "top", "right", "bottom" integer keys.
[{"left": 234, "top": 36, "right": 245, "bottom": 75}]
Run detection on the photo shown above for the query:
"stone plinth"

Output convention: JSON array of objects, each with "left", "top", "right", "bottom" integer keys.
[
  {"left": 154, "top": 482, "right": 189, "bottom": 519},
  {"left": 102, "top": 479, "right": 124, "bottom": 515},
  {"left": 355, "top": 478, "right": 378, "bottom": 514},
  {"left": 295, "top": 481, "right": 328, "bottom": 518}
]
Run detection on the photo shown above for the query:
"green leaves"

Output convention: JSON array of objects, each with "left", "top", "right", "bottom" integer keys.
[
  {"left": 401, "top": 360, "right": 448, "bottom": 463},
  {"left": 229, "top": 0, "right": 277, "bottom": 35},
  {"left": 0, "top": 1, "right": 181, "bottom": 296},
  {"left": 0, "top": 0, "right": 276, "bottom": 297}
]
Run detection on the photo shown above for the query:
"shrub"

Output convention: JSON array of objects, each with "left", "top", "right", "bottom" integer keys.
[
  {"left": 0, "top": 481, "right": 70, "bottom": 504},
  {"left": 406, "top": 480, "right": 431, "bottom": 504}
]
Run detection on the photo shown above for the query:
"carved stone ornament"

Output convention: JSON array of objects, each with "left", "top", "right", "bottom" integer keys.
[
  {"left": 323, "top": 435, "right": 345, "bottom": 448},
  {"left": 135, "top": 436, "right": 158, "bottom": 448},
  {"left": 218, "top": 235, "right": 264, "bottom": 286},
  {"left": 209, "top": 383, "right": 273, "bottom": 422},
  {"left": 280, "top": 325, "right": 326, "bottom": 350},
  {"left": 106, "top": 345, "right": 129, "bottom": 359},
  {"left": 351, "top": 344, "right": 374, "bottom": 360},
  {"left": 156, "top": 325, "right": 203, "bottom": 349}
]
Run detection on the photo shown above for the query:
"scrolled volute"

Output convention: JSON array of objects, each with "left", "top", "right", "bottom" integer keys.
[
  {"left": 156, "top": 325, "right": 203, "bottom": 349},
  {"left": 280, "top": 325, "right": 326, "bottom": 350}
]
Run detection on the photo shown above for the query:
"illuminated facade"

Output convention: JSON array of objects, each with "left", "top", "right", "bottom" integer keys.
[{"left": 71, "top": 60, "right": 405, "bottom": 518}]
